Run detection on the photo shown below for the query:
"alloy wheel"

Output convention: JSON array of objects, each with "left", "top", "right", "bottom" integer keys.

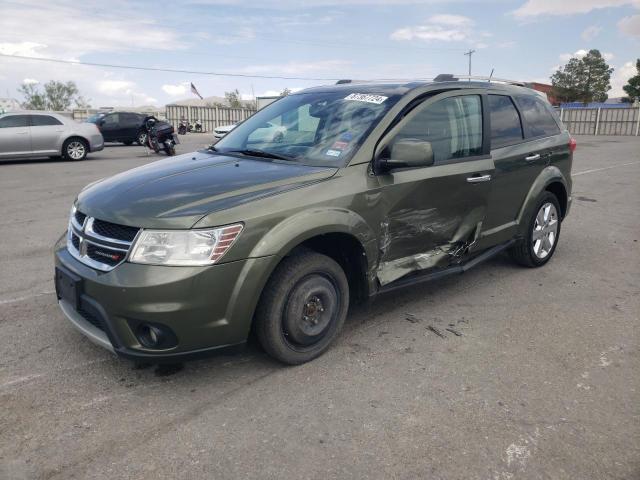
[
  {"left": 67, "top": 141, "right": 85, "bottom": 160},
  {"left": 532, "top": 202, "right": 558, "bottom": 259}
]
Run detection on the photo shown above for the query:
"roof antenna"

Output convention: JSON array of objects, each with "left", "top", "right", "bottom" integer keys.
[{"left": 488, "top": 69, "right": 494, "bottom": 83}]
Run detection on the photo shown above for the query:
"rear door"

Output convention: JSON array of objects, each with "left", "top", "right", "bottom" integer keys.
[
  {"left": 30, "top": 114, "right": 65, "bottom": 155},
  {"left": 0, "top": 114, "right": 31, "bottom": 158},
  {"left": 480, "top": 93, "right": 562, "bottom": 246},
  {"left": 375, "top": 91, "right": 494, "bottom": 285}
]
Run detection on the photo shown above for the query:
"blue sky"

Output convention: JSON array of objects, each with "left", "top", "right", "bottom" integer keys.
[{"left": 0, "top": 0, "right": 638, "bottom": 107}]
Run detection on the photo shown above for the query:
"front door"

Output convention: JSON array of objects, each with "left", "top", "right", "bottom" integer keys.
[
  {"left": 0, "top": 114, "right": 31, "bottom": 158},
  {"left": 99, "top": 113, "right": 120, "bottom": 142},
  {"left": 375, "top": 91, "right": 494, "bottom": 285}
]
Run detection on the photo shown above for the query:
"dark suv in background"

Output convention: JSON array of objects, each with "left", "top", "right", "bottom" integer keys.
[
  {"left": 56, "top": 78, "right": 574, "bottom": 366},
  {"left": 87, "top": 112, "right": 147, "bottom": 146}
]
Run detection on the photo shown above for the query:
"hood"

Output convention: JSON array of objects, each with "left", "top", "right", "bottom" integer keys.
[{"left": 77, "top": 150, "right": 337, "bottom": 228}]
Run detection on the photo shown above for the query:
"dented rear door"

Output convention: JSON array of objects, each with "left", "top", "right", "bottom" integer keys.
[{"left": 375, "top": 91, "right": 494, "bottom": 285}]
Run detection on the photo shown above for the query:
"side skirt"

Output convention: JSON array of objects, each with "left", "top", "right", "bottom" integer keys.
[{"left": 375, "top": 239, "right": 515, "bottom": 295}]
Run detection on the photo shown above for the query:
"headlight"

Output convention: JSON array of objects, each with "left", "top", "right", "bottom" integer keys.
[{"left": 129, "top": 224, "right": 243, "bottom": 266}]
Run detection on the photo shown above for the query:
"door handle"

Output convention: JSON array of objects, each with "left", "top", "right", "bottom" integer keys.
[
  {"left": 466, "top": 174, "right": 492, "bottom": 183},
  {"left": 525, "top": 153, "right": 541, "bottom": 161}
]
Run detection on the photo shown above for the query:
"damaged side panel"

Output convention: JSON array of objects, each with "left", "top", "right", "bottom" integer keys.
[{"left": 374, "top": 159, "right": 493, "bottom": 286}]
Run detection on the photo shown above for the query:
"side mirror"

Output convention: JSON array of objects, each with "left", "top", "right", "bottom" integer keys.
[{"left": 376, "top": 138, "right": 434, "bottom": 173}]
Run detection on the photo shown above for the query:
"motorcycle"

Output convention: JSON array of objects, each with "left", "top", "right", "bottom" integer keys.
[
  {"left": 194, "top": 119, "right": 203, "bottom": 133},
  {"left": 144, "top": 117, "right": 179, "bottom": 156},
  {"left": 177, "top": 119, "right": 189, "bottom": 135}
]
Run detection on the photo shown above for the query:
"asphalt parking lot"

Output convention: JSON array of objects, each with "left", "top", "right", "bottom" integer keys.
[{"left": 1, "top": 134, "right": 639, "bottom": 480}]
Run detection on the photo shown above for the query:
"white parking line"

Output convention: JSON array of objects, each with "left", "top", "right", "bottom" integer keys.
[
  {"left": 572, "top": 161, "right": 640, "bottom": 176},
  {"left": 0, "top": 291, "right": 54, "bottom": 306}
]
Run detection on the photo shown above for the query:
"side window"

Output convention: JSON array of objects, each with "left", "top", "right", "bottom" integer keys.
[
  {"left": 488, "top": 95, "right": 523, "bottom": 148},
  {"left": 31, "top": 115, "right": 63, "bottom": 127},
  {"left": 516, "top": 96, "right": 560, "bottom": 138},
  {"left": 0, "top": 115, "right": 29, "bottom": 128},
  {"left": 103, "top": 113, "right": 119, "bottom": 125},
  {"left": 394, "top": 95, "right": 483, "bottom": 163},
  {"left": 121, "top": 113, "right": 139, "bottom": 126}
]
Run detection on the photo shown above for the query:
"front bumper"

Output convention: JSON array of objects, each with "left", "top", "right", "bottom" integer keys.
[{"left": 55, "top": 245, "right": 274, "bottom": 362}]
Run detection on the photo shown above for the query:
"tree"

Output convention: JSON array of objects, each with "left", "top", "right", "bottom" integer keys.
[
  {"left": 551, "top": 49, "right": 613, "bottom": 104},
  {"left": 279, "top": 88, "right": 292, "bottom": 97},
  {"left": 18, "top": 80, "right": 90, "bottom": 110},
  {"left": 622, "top": 59, "right": 640, "bottom": 103},
  {"left": 224, "top": 89, "right": 242, "bottom": 108}
]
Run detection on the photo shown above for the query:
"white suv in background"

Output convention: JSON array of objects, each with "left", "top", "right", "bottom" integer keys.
[{"left": 0, "top": 112, "right": 104, "bottom": 161}]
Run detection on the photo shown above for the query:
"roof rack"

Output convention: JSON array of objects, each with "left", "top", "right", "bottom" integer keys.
[{"left": 433, "top": 74, "right": 527, "bottom": 87}]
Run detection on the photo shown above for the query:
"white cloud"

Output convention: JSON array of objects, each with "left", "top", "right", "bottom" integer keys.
[
  {"left": 97, "top": 80, "right": 135, "bottom": 95},
  {"left": 23, "top": 78, "right": 39, "bottom": 85},
  {"left": 0, "top": 1, "right": 184, "bottom": 61},
  {"left": 390, "top": 15, "right": 475, "bottom": 42},
  {"left": 610, "top": 60, "right": 638, "bottom": 97},
  {"left": 241, "top": 60, "right": 351, "bottom": 76},
  {"left": 618, "top": 14, "right": 640, "bottom": 38},
  {"left": 162, "top": 82, "right": 191, "bottom": 96},
  {"left": 559, "top": 49, "right": 614, "bottom": 63},
  {"left": 581, "top": 25, "right": 602, "bottom": 41},
  {"left": 513, "top": 0, "right": 639, "bottom": 17}
]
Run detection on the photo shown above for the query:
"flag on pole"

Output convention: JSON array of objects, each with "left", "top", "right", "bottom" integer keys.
[{"left": 190, "top": 82, "right": 203, "bottom": 99}]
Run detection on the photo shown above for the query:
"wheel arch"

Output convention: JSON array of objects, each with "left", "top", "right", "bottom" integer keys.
[
  {"left": 223, "top": 210, "right": 378, "bottom": 342},
  {"left": 516, "top": 166, "right": 569, "bottom": 235}
]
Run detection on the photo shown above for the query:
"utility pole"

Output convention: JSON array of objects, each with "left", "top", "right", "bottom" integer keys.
[{"left": 464, "top": 49, "right": 476, "bottom": 79}]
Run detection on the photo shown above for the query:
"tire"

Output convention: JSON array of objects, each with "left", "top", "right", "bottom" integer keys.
[
  {"left": 123, "top": 140, "right": 133, "bottom": 146},
  {"left": 136, "top": 131, "right": 147, "bottom": 146},
  {"left": 62, "top": 138, "right": 88, "bottom": 161},
  {"left": 510, "top": 191, "right": 561, "bottom": 267},
  {"left": 255, "top": 251, "right": 349, "bottom": 365}
]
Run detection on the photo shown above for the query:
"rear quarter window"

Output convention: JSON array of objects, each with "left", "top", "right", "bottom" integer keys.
[{"left": 516, "top": 95, "right": 560, "bottom": 138}]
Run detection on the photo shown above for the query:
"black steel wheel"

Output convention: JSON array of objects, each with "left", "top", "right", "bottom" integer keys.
[{"left": 255, "top": 251, "right": 349, "bottom": 365}]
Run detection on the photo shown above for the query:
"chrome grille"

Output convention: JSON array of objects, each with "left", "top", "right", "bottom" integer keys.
[{"left": 67, "top": 206, "right": 139, "bottom": 271}]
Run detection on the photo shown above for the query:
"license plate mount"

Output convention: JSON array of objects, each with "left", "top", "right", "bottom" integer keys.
[{"left": 55, "top": 267, "right": 82, "bottom": 310}]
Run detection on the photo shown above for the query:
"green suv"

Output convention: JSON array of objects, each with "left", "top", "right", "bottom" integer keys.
[{"left": 54, "top": 79, "right": 574, "bottom": 365}]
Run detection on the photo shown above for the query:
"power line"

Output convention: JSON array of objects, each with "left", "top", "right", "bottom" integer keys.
[
  {"left": 0, "top": 53, "right": 434, "bottom": 83},
  {"left": 0, "top": 53, "right": 342, "bottom": 81}
]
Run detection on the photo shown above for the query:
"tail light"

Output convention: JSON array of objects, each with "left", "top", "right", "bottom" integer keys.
[{"left": 569, "top": 137, "right": 577, "bottom": 153}]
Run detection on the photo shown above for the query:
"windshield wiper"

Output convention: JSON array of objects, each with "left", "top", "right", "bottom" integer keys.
[{"left": 226, "top": 149, "right": 295, "bottom": 162}]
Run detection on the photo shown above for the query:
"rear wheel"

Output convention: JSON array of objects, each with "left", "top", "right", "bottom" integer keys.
[
  {"left": 255, "top": 251, "right": 349, "bottom": 365},
  {"left": 510, "top": 191, "right": 561, "bottom": 267},
  {"left": 62, "top": 138, "right": 88, "bottom": 161},
  {"left": 136, "top": 131, "right": 147, "bottom": 146}
]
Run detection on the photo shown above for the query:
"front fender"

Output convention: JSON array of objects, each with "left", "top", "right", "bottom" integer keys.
[
  {"left": 516, "top": 165, "right": 569, "bottom": 236},
  {"left": 248, "top": 207, "right": 378, "bottom": 266}
]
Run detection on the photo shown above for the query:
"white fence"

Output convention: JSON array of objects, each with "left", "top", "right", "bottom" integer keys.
[
  {"left": 165, "top": 105, "right": 257, "bottom": 133},
  {"left": 559, "top": 107, "right": 640, "bottom": 136}
]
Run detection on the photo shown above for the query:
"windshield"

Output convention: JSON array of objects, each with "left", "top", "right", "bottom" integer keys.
[
  {"left": 214, "top": 91, "right": 399, "bottom": 167},
  {"left": 86, "top": 114, "right": 104, "bottom": 124}
]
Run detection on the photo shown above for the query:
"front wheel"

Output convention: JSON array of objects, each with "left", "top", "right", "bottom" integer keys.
[
  {"left": 255, "top": 251, "right": 349, "bottom": 365},
  {"left": 510, "top": 191, "right": 561, "bottom": 267}
]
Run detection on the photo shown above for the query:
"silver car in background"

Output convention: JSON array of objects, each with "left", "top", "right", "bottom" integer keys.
[{"left": 0, "top": 111, "right": 104, "bottom": 161}]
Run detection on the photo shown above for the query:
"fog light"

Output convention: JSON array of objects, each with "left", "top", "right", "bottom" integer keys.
[{"left": 135, "top": 323, "right": 177, "bottom": 349}]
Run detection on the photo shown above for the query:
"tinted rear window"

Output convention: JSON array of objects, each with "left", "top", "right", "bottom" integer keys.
[
  {"left": 0, "top": 115, "right": 29, "bottom": 128},
  {"left": 31, "top": 115, "right": 63, "bottom": 126},
  {"left": 488, "top": 95, "right": 524, "bottom": 148},
  {"left": 517, "top": 96, "right": 560, "bottom": 138}
]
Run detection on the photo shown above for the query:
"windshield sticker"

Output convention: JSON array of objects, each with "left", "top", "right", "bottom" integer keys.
[
  {"left": 344, "top": 93, "right": 388, "bottom": 104},
  {"left": 331, "top": 141, "right": 349, "bottom": 150},
  {"left": 340, "top": 132, "right": 353, "bottom": 141},
  {"left": 325, "top": 149, "right": 342, "bottom": 157}
]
